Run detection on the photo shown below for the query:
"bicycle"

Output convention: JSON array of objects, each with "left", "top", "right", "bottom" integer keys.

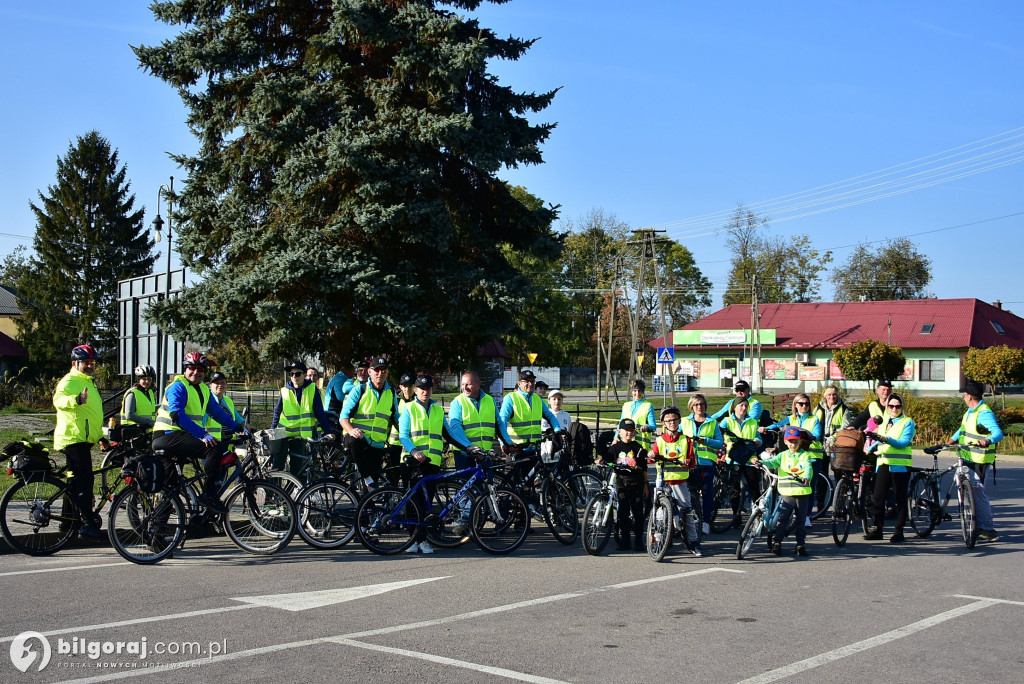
[
  {"left": 735, "top": 463, "right": 798, "bottom": 559},
  {"left": 908, "top": 444, "right": 979, "bottom": 549},
  {"left": 355, "top": 451, "right": 528, "bottom": 555},
  {"left": 493, "top": 442, "right": 579, "bottom": 545},
  {"left": 0, "top": 436, "right": 140, "bottom": 556},
  {"left": 646, "top": 476, "right": 702, "bottom": 561},
  {"left": 709, "top": 430, "right": 761, "bottom": 533},
  {"left": 107, "top": 432, "right": 297, "bottom": 564},
  {"left": 830, "top": 462, "right": 874, "bottom": 546}
]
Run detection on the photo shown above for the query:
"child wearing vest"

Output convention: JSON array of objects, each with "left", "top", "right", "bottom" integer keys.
[
  {"left": 649, "top": 406, "right": 702, "bottom": 557},
  {"left": 755, "top": 426, "right": 813, "bottom": 557},
  {"left": 605, "top": 419, "right": 649, "bottom": 552}
]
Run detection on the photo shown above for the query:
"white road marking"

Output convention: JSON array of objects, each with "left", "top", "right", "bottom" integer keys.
[
  {"left": 0, "top": 562, "right": 128, "bottom": 577},
  {"left": 51, "top": 567, "right": 739, "bottom": 683},
  {"left": 952, "top": 593, "right": 1024, "bottom": 606},
  {"left": 329, "top": 638, "right": 571, "bottom": 684},
  {"left": 735, "top": 598, "right": 1001, "bottom": 684},
  {"left": 231, "top": 576, "right": 450, "bottom": 611}
]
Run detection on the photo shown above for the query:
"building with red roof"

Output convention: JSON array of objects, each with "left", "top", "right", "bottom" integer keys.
[{"left": 647, "top": 299, "right": 1022, "bottom": 395}]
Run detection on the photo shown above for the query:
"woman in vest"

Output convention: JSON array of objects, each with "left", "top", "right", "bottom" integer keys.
[
  {"left": 863, "top": 392, "right": 915, "bottom": 543},
  {"left": 620, "top": 379, "right": 656, "bottom": 451},
  {"left": 121, "top": 365, "right": 158, "bottom": 429},
  {"left": 681, "top": 393, "right": 724, "bottom": 535},
  {"left": 718, "top": 396, "right": 763, "bottom": 506},
  {"left": 762, "top": 393, "right": 823, "bottom": 527}
]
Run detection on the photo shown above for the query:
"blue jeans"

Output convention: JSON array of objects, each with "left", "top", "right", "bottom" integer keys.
[
  {"left": 774, "top": 495, "right": 809, "bottom": 545},
  {"left": 965, "top": 463, "right": 995, "bottom": 531},
  {"left": 454, "top": 451, "right": 475, "bottom": 524}
]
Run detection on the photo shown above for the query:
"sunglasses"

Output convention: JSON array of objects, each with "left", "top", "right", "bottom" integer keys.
[
  {"left": 289, "top": 371, "right": 304, "bottom": 377},
  {"left": 887, "top": 403, "right": 902, "bottom": 409},
  {"left": 795, "top": 401, "right": 809, "bottom": 406}
]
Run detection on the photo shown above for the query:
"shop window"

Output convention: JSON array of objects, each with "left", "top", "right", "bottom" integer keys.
[{"left": 919, "top": 360, "right": 945, "bottom": 382}]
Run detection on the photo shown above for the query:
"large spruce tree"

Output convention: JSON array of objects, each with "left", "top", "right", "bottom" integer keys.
[
  {"left": 135, "top": 0, "right": 559, "bottom": 369},
  {"left": 20, "top": 131, "right": 154, "bottom": 369}
]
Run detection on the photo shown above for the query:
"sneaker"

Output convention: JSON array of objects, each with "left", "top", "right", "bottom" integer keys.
[
  {"left": 198, "top": 495, "right": 228, "bottom": 514},
  {"left": 771, "top": 541, "right": 782, "bottom": 556},
  {"left": 977, "top": 529, "right": 999, "bottom": 542},
  {"left": 796, "top": 545, "right": 808, "bottom": 557},
  {"left": 863, "top": 527, "right": 883, "bottom": 541},
  {"left": 405, "top": 541, "right": 420, "bottom": 554},
  {"left": 528, "top": 504, "right": 544, "bottom": 522},
  {"left": 804, "top": 516, "right": 812, "bottom": 528},
  {"left": 889, "top": 531, "right": 906, "bottom": 544},
  {"left": 701, "top": 522, "right": 710, "bottom": 535},
  {"left": 691, "top": 546, "right": 703, "bottom": 558},
  {"left": 418, "top": 540, "right": 435, "bottom": 554}
]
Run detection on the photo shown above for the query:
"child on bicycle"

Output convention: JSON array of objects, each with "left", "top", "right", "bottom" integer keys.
[
  {"left": 754, "top": 426, "right": 812, "bottom": 557},
  {"left": 649, "top": 406, "right": 702, "bottom": 556},
  {"left": 605, "top": 419, "right": 648, "bottom": 552}
]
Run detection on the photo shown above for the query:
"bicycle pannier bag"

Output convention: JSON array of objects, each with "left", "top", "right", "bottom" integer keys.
[{"left": 123, "top": 453, "right": 168, "bottom": 493}]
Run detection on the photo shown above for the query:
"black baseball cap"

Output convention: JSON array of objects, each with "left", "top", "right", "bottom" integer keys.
[
  {"left": 285, "top": 360, "right": 307, "bottom": 372},
  {"left": 619, "top": 418, "right": 637, "bottom": 431},
  {"left": 877, "top": 379, "right": 893, "bottom": 388},
  {"left": 370, "top": 357, "right": 389, "bottom": 369},
  {"left": 519, "top": 369, "right": 536, "bottom": 380},
  {"left": 734, "top": 380, "right": 750, "bottom": 391},
  {"left": 399, "top": 372, "right": 416, "bottom": 386},
  {"left": 353, "top": 358, "right": 371, "bottom": 368},
  {"left": 961, "top": 380, "right": 985, "bottom": 397},
  {"left": 414, "top": 374, "right": 433, "bottom": 389},
  {"left": 209, "top": 372, "right": 226, "bottom": 383}
]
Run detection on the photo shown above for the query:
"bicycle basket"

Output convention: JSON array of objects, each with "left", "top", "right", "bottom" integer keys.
[
  {"left": 4, "top": 441, "right": 53, "bottom": 473},
  {"left": 122, "top": 453, "right": 170, "bottom": 493},
  {"left": 832, "top": 446, "right": 863, "bottom": 472},
  {"left": 256, "top": 428, "right": 288, "bottom": 456}
]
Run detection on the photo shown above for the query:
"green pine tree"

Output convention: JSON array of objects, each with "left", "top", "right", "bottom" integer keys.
[
  {"left": 19, "top": 131, "right": 154, "bottom": 370},
  {"left": 136, "top": 0, "right": 559, "bottom": 370}
]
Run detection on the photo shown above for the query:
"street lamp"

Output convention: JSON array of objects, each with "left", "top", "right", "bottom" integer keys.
[{"left": 152, "top": 177, "right": 174, "bottom": 397}]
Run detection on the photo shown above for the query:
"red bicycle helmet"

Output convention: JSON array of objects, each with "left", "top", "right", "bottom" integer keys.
[
  {"left": 71, "top": 344, "right": 97, "bottom": 361},
  {"left": 183, "top": 351, "right": 211, "bottom": 368}
]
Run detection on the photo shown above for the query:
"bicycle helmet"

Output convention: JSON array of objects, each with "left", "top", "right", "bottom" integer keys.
[
  {"left": 183, "top": 351, "right": 210, "bottom": 368},
  {"left": 134, "top": 365, "right": 156, "bottom": 378},
  {"left": 660, "top": 405, "right": 681, "bottom": 420},
  {"left": 71, "top": 344, "right": 97, "bottom": 361}
]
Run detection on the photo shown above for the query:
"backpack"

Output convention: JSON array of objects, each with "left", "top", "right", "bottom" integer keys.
[
  {"left": 3, "top": 440, "right": 53, "bottom": 473},
  {"left": 595, "top": 429, "right": 616, "bottom": 463},
  {"left": 567, "top": 421, "right": 594, "bottom": 466},
  {"left": 122, "top": 453, "right": 170, "bottom": 494}
]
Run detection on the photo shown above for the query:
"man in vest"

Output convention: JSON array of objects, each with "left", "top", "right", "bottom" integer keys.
[
  {"left": 949, "top": 379, "right": 1004, "bottom": 542},
  {"left": 341, "top": 356, "right": 397, "bottom": 488},
  {"left": 121, "top": 364, "right": 158, "bottom": 430},
  {"left": 386, "top": 372, "right": 417, "bottom": 468},
  {"left": 710, "top": 380, "right": 763, "bottom": 423},
  {"left": 343, "top": 357, "right": 371, "bottom": 395},
  {"left": 620, "top": 379, "right": 656, "bottom": 450},
  {"left": 53, "top": 344, "right": 110, "bottom": 539},
  {"left": 153, "top": 352, "right": 245, "bottom": 514},
  {"left": 271, "top": 360, "right": 336, "bottom": 475},
  {"left": 448, "top": 371, "right": 497, "bottom": 534},
  {"left": 497, "top": 369, "right": 563, "bottom": 454},
  {"left": 850, "top": 379, "right": 892, "bottom": 429}
]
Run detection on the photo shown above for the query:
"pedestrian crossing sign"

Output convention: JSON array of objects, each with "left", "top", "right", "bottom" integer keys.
[{"left": 657, "top": 347, "right": 674, "bottom": 364}]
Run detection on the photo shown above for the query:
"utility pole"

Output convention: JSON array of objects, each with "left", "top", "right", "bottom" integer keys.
[
  {"left": 751, "top": 273, "right": 762, "bottom": 394},
  {"left": 596, "top": 317, "right": 602, "bottom": 401},
  {"left": 606, "top": 257, "right": 621, "bottom": 402},
  {"left": 648, "top": 229, "right": 677, "bottom": 407}
]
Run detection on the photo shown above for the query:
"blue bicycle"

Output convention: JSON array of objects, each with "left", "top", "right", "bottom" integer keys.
[
  {"left": 355, "top": 452, "right": 529, "bottom": 555},
  {"left": 735, "top": 463, "right": 796, "bottom": 559}
]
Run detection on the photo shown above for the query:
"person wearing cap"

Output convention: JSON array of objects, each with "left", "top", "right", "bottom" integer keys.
[
  {"left": 709, "top": 380, "right": 762, "bottom": 423},
  {"left": 718, "top": 395, "right": 763, "bottom": 507},
  {"left": 620, "top": 379, "right": 656, "bottom": 450},
  {"left": 753, "top": 426, "right": 813, "bottom": 556},
  {"left": 205, "top": 371, "right": 243, "bottom": 447},
  {"left": 761, "top": 393, "right": 824, "bottom": 526},
  {"left": 648, "top": 406, "right": 702, "bottom": 556},
  {"left": 534, "top": 380, "right": 549, "bottom": 398},
  {"left": 271, "top": 360, "right": 336, "bottom": 474},
  {"left": 681, "top": 393, "right": 724, "bottom": 535},
  {"left": 386, "top": 371, "right": 418, "bottom": 467},
  {"left": 948, "top": 379, "right": 1003, "bottom": 542},
  {"left": 497, "top": 369, "right": 563, "bottom": 452},
  {"left": 849, "top": 379, "right": 894, "bottom": 430},
  {"left": 541, "top": 389, "right": 572, "bottom": 433},
  {"left": 153, "top": 351, "right": 245, "bottom": 514},
  {"left": 324, "top": 364, "right": 355, "bottom": 426},
  {"left": 862, "top": 392, "right": 916, "bottom": 542},
  {"left": 121, "top": 365, "right": 158, "bottom": 429},
  {"left": 603, "top": 418, "right": 649, "bottom": 551},
  {"left": 341, "top": 356, "right": 398, "bottom": 487},
  {"left": 399, "top": 374, "right": 474, "bottom": 553},
  {"left": 343, "top": 358, "right": 372, "bottom": 395}
]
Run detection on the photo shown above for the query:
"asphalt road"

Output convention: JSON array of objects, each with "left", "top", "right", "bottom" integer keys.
[{"left": 2, "top": 456, "right": 1022, "bottom": 684}]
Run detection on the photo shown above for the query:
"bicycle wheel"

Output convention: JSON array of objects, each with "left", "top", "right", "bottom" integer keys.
[
  {"left": 646, "top": 494, "right": 673, "bottom": 562},
  {"left": 541, "top": 478, "right": 579, "bottom": 545},
  {"left": 426, "top": 480, "right": 473, "bottom": 548},
  {"left": 470, "top": 489, "right": 529, "bottom": 555},
  {"left": 0, "top": 477, "right": 78, "bottom": 556},
  {"left": 830, "top": 478, "right": 853, "bottom": 547},
  {"left": 582, "top": 494, "right": 612, "bottom": 556},
  {"left": 958, "top": 473, "right": 977, "bottom": 549},
  {"left": 709, "top": 470, "right": 741, "bottom": 533},
  {"left": 566, "top": 469, "right": 603, "bottom": 512},
  {"left": 908, "top": 473, "right": 939, "bottom": 537},
  {"left": 809, "top": 470, "right": 834, "bottom": 521},
  {"left": 108, "top": 488, "right": 184, "bottom": 565},
  {"left": 736, "top": 507, "right": 764, "bottom": 560},
  {"left": 223, "top": 481, "right": 297, "bottom": 554},
  {"left": 265, "top": 470, "right": 304, "bottom": 501},
  {"left": 356, "top": 487, "right": 420, "bottom": 554},
  {"left": 296, "top": 480, "right": 358, "bottom": 549}
]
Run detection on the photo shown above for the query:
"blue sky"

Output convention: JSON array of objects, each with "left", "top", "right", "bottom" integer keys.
[{"left": 2, "top": 1, "right": 1022, "bottom": 308}]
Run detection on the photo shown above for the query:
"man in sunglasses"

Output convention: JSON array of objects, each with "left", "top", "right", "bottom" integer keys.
[{"left": 271, "top": 360, "right": 338, "bottom": 474}]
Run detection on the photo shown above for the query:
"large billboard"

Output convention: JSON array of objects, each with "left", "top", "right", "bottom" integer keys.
[{"left": 672, "top": 329, "right": 777, "bottom": 346}]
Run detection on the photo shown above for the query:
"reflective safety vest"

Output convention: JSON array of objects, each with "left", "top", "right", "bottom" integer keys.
[
  {"left": 773, "top": 450, "right": 813, "bottom": 496},
  {"left": 349, "top": 384, "right": 395, "bottom": 444},
  {"left": 867, "top": 400, "right": 885, "bottom": 421},
  {"left": 815, "top": 403, "right": 848, "bottom": 440},
  {"left": 876, "top": 415, "right": 913, "bottom": 467},
  {"left": 154, "top": 376, "right": 210, "bottom": 434},
  {"left": 621, "top": 400, "right": 654, "bottom": 449},
  {"left": 205, "top": 393, "right": 238, "bottom": 442},
  {"left": 507, "top": 391, "right": 544, "bottom": 443},
  {"left": 452, "top": 393, "right": 497, "bottom": 451},
  {"left": 389, "top": 396, "right": 415, "bottom": 447},
  {"left": 654, "top": 432, "right": 691, "bottom": 482},
  {"left": 723, "top": 416, "right": 759, "bottom": 462},
  {"left": 681, "top": 417, "right": 718, "bottom": 465},
  {"left": 279, "top": 383, "right": 318, "bottom": 439},
  {"left": 121, "top": 387, "right": 156, "bottom": 426},
  {"left": 407, "top": 400, "right": 444, "bottom": 466},
  {"left": 53, "top": 367, "right": 104, "bottom": 450},
  {"left": 788, "top": 413, "right": 823, "bottom": 460},
  {"left": 959, "top": 403, "right": 997, "bottom": 464}
]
